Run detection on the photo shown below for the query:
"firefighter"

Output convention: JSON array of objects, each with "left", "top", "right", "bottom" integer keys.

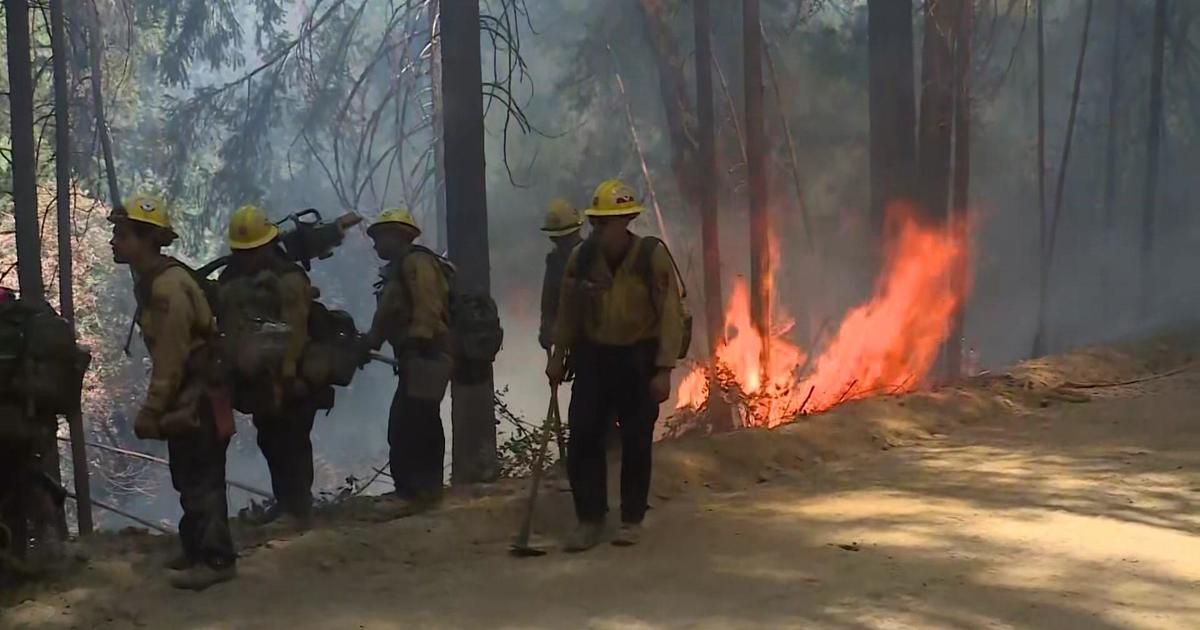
[
  {"left": 362, "top": 208, "right": 452, "bottom": 512},
  {"left": 539, "top": 198, "right": 584, "bottom": 352},
  {"left": 219, "top": 204, "right": 323, "bottom": 528},
  {"left": 108, "top": 195, "right": 236, "bottom": 590},
  {"left": 546, "top": 179, "right": 685, "bottom": 551}
]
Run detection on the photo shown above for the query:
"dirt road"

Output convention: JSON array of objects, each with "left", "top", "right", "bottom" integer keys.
[{"left": 5, "top": 342, "right": 1200, "bottom": 629}]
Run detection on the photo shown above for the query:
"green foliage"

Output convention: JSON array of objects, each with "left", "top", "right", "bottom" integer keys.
[{"left": 495, "top": 388, "right": 564, "bottom": 479}]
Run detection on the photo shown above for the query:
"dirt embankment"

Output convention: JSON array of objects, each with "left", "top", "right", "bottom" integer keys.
[{"left": 4, "top": 332, "right": 1199, "bottom": 629}]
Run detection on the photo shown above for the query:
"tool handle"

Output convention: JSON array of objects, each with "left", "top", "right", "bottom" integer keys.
[
  {"left": 514, "top": 386, "right": 560, "bottom": 548},
  {"left": 368, "top": 351, "right": 399, "bottom": 368}
]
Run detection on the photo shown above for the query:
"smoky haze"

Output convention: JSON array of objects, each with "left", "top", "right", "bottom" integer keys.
[{"left": 81, "top": 0, "right": 1198, "bottom": 524}]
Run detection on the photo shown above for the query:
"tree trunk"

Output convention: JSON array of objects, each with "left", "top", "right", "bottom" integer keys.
[
  {"left": 429, "top": 0, "right": 447, "bottom": 253},
  {"left": 946, "top": 0, "right": 972, "bottom": 380},
  {"left": 1030, "top": 0, "right": 1046, "bottom": 355},
  {"left": 744, "top": 0, "right": 771, "bottom": 366},
  {"left": 1035, "top": 0, "right": 1095, "bottom": 356},
  {"left": 7, "top": 0, "right": 44, "bottom": 300},
  {"left": 7, "top": 0, "right": 68, "bottom": 545},
  {"left": 441, "top": 0, "right": 496, "bottom": 484},
  {"left": 917, "top": 0, "right": 955, "bottom": 224},
  {"left": 1101, "top": 0, "right": 1123, "bottom": 316},
  {"left": 1140, "top": 0, "right": 1167, "bottom": 313},
  {"left": 762, "top": 33, "right": 814, "bottom": 252},
  {"left": 85, "top": 0, "right": 121, "bottom": 205},
  {"left": 51, "top": 0, "right": 94, "bottom": 536},
  {"left": 867, "top": 0, "right": 917, "bottom": 239},
  {"left": 693, "top": 0, "right": 731, "bottom": 432},
  {"left": 634, "top": 0, "right": 701, "bottom": 210}
]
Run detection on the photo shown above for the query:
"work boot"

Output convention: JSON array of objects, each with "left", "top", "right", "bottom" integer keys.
[
  {"left": 168, "top": 563, "right": 236, "bottom": 591},
  {"left": 163, "top": 552, "right": 194, "bottom": 571},
  {"left": 270, "top": 511, "right": 314, "bottom": 532},
  {"left": 564, "top": 521, "right": 605, "bottom": 553},
  {"left": 246, "top": 504, "right": 284, "bottom": 526},
  {"left": 612, "top": 522, "right": 642, "bottom": 547},
  {"left": 369, "top": 492, "right": 438, "bottom": 521}
]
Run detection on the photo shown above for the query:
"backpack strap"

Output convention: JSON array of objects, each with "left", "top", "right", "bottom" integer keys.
[
  {"left": 571, "top": 237, "right": 601, "bottom": 335},
  {"left": 125, "top": 257, "right": 189, "bottom": 356},
  {"left": 635, "top": 237, "right": 687, "bottom": 322}
]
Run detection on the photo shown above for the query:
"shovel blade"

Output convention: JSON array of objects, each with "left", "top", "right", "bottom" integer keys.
[{"left": 509, "top": 543, "right": 547, "bottom": 557}]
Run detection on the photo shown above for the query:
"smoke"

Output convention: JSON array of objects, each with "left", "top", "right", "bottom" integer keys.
[{"left": 78, "top": 0, "right": 1200, "bottom": 526}]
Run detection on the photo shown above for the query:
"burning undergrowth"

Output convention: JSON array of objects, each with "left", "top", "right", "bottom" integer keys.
[{"left": 673, "top": 202, "right": 972, "bottom": 430}]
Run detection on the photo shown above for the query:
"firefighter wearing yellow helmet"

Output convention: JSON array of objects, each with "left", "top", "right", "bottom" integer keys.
[
  {"left": 547, "top": 178, "right": 688, "bottom": 552},
  {"left": 108, "top": 194, "right": 237, "bottom": 590},
  {"left": 539, "top": 198, "right": 584, "bottom": 351},
  {"left": 218, "top": 203, "right": 324, "bottom": 529},
  {"left": 362, "top": 208, "right": 452, "bottom": 513}
]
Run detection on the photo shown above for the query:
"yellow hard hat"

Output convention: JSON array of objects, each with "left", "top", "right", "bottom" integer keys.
[
  {"left": 586, "top": 179, "right": 643, "bottom": 217},
  {"left": 227, "top": 204, "right": 279, "bottom": 250},
  {"left": 368, "top": 207, "right": 421, "bottom": 237},
  {"left": 108, "top": 194, "right": 176, "bottom": 234},
  {"left": 540, "top": 198, "right": 583, "bottom": 236}
]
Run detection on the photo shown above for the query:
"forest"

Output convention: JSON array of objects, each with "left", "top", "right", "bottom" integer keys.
[{"left": 1, "top": 0, "right": 1198, "bottom": 552}]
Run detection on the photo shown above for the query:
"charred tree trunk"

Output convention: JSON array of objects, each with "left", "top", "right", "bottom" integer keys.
[
  {"left": 867, "top": 0, "right": 917, "bottom": 239},
  {"left": 51, "top": 0, "right": 94, "bottom": 536},
  {"left": 744, "top": 0, "right": 771, "bottom": 363},
  {"left": 7, "top": 0, "right": 44, "bottom": 300},
  {"left": 1140, "top": 0, "right": 1167, "bottom": 313},
  {"left": 84, "top": 0, "right": 120, "bottom": 205},
  {"left": 441, "top": 0, "right": 496, "bottom": 483},
  {"left": 693, "top": 0, "right": 731, "bottom": 431},
  {"left": 917, "top": 0, "right": 955, "bottom": 224},
  {"left": 1101, "top": 0, "right": 1123, "bottom": 316},
  {"left": 429, "top": 0, "right": 447, "bottom": 253},
  {"left": 946, "top": 0, "right": 972, "bottom": 380}
]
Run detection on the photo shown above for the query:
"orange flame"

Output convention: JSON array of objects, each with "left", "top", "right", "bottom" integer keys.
[{"left": 676, "top": 202, "right": 971, "bottom": 428}]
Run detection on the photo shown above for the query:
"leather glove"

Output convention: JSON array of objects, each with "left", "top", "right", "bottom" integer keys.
[
  {"left": 134, "top": 407, "right": 164, "bottom": 440},
  {"left": 546, "top": 356, "right": 566, "bottom": 387},
  {"left": 355, "top": 335, "right": 374, "bottom": 367},
  {"left": 287, "top": 378, "right": 310, "bottom": 401},
  {"left": 649, "top": 369, "right": 672, "bottom": 404}
]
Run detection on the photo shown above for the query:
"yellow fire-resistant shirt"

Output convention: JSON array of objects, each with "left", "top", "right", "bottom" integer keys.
[
  {"left": 277, "top": 270, "right": 312, "bottom": 380},
  {"left": 135, "top": 258, "right": 215, "bottom": 425},
  {"left": 552, "top": 235, "right": 685, "bottom": 369},
  {"left": 367, "top": 248, "right": 451, "bottom": 354}
]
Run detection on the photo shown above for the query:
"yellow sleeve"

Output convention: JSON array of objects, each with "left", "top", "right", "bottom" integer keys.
[
  {"left": 550, "top": 247, "right": 582, "bottom": 367},
  {"left": 366, "top": 276, "right": 403, "bottom": 351},
  {"left": 403, "top": 254, "right": 449, "bottom": 342},
  {"left": 278, "top": 271, "right": 312, "bottom": 379},
  {"left": 650, "top": 245, "right": 684, "bottom": 369},
  {"left": 141, "top": 272, "right": 197, "bottom": 417}
]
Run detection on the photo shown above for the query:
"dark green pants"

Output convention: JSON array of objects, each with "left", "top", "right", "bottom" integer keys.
[
  {"left": 388, "top": 369, "right": 445, "bottom": 500},
  {"left": 567, "top": 341, "right": 660, "bottom": 525},
  {"left": 167, "top": 399, "right": 235, "bottom": 569},
  {"left": 253, "top": 397, "right": 318, "bottom": 517}
]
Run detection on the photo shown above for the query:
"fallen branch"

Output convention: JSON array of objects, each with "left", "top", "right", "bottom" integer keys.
[
  {"left": 797, "top": 385, "right": 816, "bottom": 415},
  {"left": 1062, "top": 363, "right": 1196, "bottom": 390},
  {"left": 57, "top": 437, "right": 271, "bottom": 499},
  {"left": 607, "top": 43, "right": 672, "bottom": 250},
  {"left": 836, "top": 379, "right": 859, "bottom": 406},
  {"left": 66, "top": 491, "right": 174, "bottom": 535}
]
